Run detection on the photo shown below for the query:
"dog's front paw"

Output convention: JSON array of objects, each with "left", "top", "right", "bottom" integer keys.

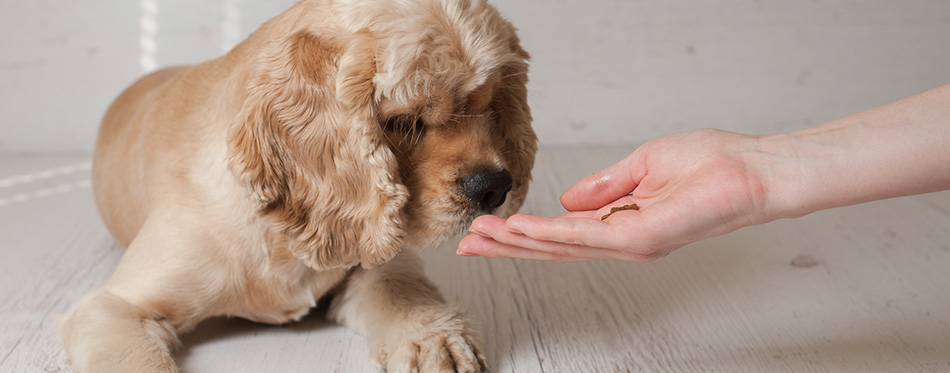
[{"left": 371, "top": 307, "right": 486, "bottom": 373}]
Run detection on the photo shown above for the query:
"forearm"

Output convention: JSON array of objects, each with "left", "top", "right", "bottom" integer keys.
[{"left": 760, "top": 83, "right": 950, "bottom": 219}]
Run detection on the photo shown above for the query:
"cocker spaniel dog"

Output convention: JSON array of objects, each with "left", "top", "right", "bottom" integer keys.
[{"left": 57, "top": 0, "right": 536, "bottom": 371}]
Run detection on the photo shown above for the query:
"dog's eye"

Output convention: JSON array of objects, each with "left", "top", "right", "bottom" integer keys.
[
  {"left": 381, "top": 115, "right": 426, "bottom": 144},
  {"left": 486, "top": 105, "right": 500, "bottom": 122},
  {"left": 383, "top": 115, "right": 423, "bottom": 131}
]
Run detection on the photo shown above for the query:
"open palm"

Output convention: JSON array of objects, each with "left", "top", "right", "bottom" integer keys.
[{"left": 460, "top": 129, "right": 775, "bottom": 262}]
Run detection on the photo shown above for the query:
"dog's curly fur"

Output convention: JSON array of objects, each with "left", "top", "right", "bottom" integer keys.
[{"left": 56, "top": 0, "right": 536, "bottom": 371}]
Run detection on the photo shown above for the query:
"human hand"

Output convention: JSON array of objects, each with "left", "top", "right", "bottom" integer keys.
[
  {"left": 460, "top": 84, "right": 950, "bottom": 262},
  {"left": 458, "top": 129, "right": 784, "bottom": 262}
]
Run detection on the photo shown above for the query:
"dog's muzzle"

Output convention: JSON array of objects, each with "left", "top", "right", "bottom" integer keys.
[{"left": 459, "top": 168, "right": 513, "bottom": 213}]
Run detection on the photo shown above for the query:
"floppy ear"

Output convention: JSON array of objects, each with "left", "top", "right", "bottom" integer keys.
[
  {"left": 493, "top": 40, "right": 538, "bottom": 217},
  {"left": 229, "top": 30, "right": 408, "bottom": 270}
]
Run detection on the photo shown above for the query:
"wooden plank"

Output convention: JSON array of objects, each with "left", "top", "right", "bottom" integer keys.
[
  {"left": 2, "top": 148, "right": 950, "bottom": 372},
  {"left": 0, "top": 156, "right": 107, "bottom": 372}
]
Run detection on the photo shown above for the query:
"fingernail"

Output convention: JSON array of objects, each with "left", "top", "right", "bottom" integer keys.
[
  {"left": 468, "top": 227, "right": 490, "bottom": 238},
  {"left": 505, "top": 218, "right": 524, "bottom": 234},
  {"left": 457, "top": 245, "right": 480, "bottom": 256}
]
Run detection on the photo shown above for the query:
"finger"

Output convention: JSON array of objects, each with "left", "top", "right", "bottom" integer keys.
[
  {"left": 469, "top": 215, "right": 656, "bottom": 262},
  {"left": 458, "top": 234, "right": 587, "bottom": 262},
  {"left": 505, "top": 212, "right": 648, "bottom": 252},
  {"left": 555, "top": 194, "right": 642, "bottom": 219},
  {"left": 560, "top": 150, "right": 647, "bottom": 212}
]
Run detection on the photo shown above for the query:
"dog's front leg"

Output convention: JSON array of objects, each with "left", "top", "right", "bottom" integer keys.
[
  {"left": 57, "top": 216, "right": 213, "bottom": 372},
  {"left": 57, "top": 288, "right": 180, "bottom": 372},
  {"left": 328, "top": 251, "right": 486, "bottom": 372}
]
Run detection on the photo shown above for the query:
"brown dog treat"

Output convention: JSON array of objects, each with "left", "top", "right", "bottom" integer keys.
[{"left": 601, "top": 203, "right": 639, "bottom": 221}]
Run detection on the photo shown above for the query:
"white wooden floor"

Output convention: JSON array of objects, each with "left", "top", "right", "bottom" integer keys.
[{"left": 3, "top": 146, "right": 950, "bottom": 372}]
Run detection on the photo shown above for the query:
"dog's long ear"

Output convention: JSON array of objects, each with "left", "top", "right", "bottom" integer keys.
[
  {"left": 229, "top": 30, "right": 407, "bottom": 270},
  {"left": 493, "top": 36, "right": 538, "bottom": 217}
]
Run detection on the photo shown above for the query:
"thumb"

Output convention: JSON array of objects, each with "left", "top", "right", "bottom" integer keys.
[{"left": 560, "top": 149, "right": 646, "bottom": 211}]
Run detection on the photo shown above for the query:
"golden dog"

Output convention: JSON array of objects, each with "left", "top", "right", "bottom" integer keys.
[{"left": 57, "top": 0, "right": 536, "bottom": 371}]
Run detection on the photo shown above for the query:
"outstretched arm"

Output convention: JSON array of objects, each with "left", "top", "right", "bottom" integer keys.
[{"left": 459, "top": 83, "right": 950, "bottom": 262}]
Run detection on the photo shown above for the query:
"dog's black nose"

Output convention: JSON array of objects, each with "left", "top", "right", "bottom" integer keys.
[{"left": 460, "top": 168, "right": 513, "bottom": 212}]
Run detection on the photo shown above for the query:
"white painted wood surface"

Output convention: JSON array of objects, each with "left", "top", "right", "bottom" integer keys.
[{"left": 2, "top": 147, "right": 949, "bottom": 372}]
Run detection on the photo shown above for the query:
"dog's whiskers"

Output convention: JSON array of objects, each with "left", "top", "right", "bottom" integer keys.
[{"left": 500, "top": 71, "right": 528, "bottom": 79}]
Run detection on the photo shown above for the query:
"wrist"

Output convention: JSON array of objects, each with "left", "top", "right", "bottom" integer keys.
[{"left": 745, "top": 133, "right": 815, "bottom": 222}]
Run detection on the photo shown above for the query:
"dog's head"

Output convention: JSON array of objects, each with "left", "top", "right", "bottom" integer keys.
[{"left": 229, "top": 0, "right": 536, "bottom": 270}]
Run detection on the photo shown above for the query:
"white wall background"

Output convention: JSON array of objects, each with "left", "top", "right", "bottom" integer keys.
[{"left": 1, "top": 0, "right": 949, "bottom": 154}]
